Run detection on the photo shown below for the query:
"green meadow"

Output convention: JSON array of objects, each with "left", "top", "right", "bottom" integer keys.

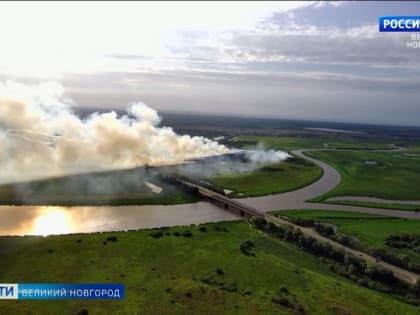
[
  {"left": 207, "top": 157, "right": 322, "bottom": 197},
  {"left": 305, "top": 150, "right": 420, "bottom": 202},
  {"left": 0, "top": 221, "right": 417, "bottom": 315},
  {"left": 230, "top": 135, "right": 395, "bottom": 151}
]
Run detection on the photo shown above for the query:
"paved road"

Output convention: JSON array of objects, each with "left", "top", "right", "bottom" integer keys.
[{"left": 240, "top": 149, "right": 420, "bottom": 219}]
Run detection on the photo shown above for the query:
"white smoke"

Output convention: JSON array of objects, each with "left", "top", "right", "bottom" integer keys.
[
  {"left": 0, "top": 81, "right": 230, "bottom": 184},
  {"left": 245, "top": 149, "right": 291, "bottom": 164}
]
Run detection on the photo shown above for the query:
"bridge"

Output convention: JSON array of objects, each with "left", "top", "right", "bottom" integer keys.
[{"left": 166, "top": 175, "right": 265, "bottom": 218}]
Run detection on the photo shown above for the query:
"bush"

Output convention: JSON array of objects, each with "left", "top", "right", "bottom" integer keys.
[
  {"left": 150, "top": 231, "right": 164, "bottom": 239},
  {"left": 357, "top": 278, "right": 368, "bottom": 287},
  {"left": 272, "top": 296, "right": 293, "bottom": 308},
  {"left": 344, "top": 253, "right": 367, "bottom": 274},
  {"left": 386, "top": 234, "right": 420, "bottom": 252},
  {"left": 315, "top": 223, "right": 335, "bottom": 236},
  {"left": 335, "top": 235, "right": 358, "bottom": 248},
  {"left": 413, "top": 279, "right": 420, "bottom": 296},
  {"left": 106, "top": 236, "right": 117, "bottom": 242},
  {"left": 221, "top": 283, "right": 237, "bottom": 292},
  {"left": 240, "top": 240, "right": 255, "bottom": 256},
  {"left": 289, "top": 217, "right": 315, "bottom": 227},
  {"left": 182, "top": 231, "right": 193, "bottom": 238},
  {"left": 367, "top": 265, "right": 395, "bottom": 284},
  {"left": 279, "top": 286, "right": 288, "bottom": 293}
]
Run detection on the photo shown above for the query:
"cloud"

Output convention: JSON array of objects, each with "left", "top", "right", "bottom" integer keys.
[
  {"left": 0, "top": 3, "right": 419, "bottom": 126},
  {"left": 170, "top": 23, "right": 416, "bottom": 69}
]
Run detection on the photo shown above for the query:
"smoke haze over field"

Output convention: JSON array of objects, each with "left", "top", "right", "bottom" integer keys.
[{"left": 0, "top": 81, "right": 230, "bottom": 184}]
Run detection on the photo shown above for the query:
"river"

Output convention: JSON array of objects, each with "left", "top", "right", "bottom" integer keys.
[{"left": 1, "top": 149, "right": 418, "bottom": 236}]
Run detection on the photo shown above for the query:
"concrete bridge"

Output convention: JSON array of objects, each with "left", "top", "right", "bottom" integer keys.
[{"left": 169, "top": 175, "right": 265, "bottom": 218}]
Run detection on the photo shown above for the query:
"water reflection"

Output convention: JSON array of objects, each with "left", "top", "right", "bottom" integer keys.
[
  {"left": 0, "top": 203, "right": 239, "bottom": 236},
  {"left": 32, "top": 207, "right": 72, "bottom": 236}
]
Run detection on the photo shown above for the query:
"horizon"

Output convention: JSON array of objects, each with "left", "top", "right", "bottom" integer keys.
[
  {"left": 77, "top": 105, "right": 420, "bottom": 129},
  {"left": 0, "top": 1, "right": 419, "bottom": 126}
]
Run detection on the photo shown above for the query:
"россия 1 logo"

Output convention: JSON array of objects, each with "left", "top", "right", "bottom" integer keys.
[
  {"left": 379, "top": 16, "right": 420, "bottom": 32},
  {"left": 379, "top": 16, "right": 420, "bottom": 49}
]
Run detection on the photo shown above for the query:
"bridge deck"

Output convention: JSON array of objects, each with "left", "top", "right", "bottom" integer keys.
[{"left": 175, "top": 177, "right": 265, "bottom": 218}]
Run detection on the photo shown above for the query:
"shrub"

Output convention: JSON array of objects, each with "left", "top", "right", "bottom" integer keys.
[
  {"left": 150, "top": 231, "right": 164, "bottom": 239},
  {"left": 289, "top": 217, "right": 315, "bottom": 227},
  {"left": 221, "top": 283, "right": 237, "bottom": 292},
  {"left": 106, "top": 236, "right": 117, "bottom": 242},
  {"left": 279, "top": 286, "right": 288, "bottom": 293},
  {"left": 357, "top": 278, "right": 368, "bottom": 287},
  {"left": 367, "top": 265, "right": 395, "bottom": 284},
  {"left": 315, "top": 223, "right": 335, "bottom": 236},
  {"left": 413, "top": 279, "right": 420, "bottom": 296},
  {"left": 344, "top": 253, "right": 367, "bottom": 274},
  {"left": 240, "top": 240, "right": 255, "bottom": 256},
  {"left": 182, "top": 231, "right": 193, "bottom": 238},
  {"left": 272, "top": 296, "right": 293, "bottom": 308}
]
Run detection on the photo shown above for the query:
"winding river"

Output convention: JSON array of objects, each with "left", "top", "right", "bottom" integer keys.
[{"left": 1, "top": 148, "right": 419, "bottom": 236}]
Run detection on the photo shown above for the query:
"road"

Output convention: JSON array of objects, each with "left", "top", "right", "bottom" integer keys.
[{"left": 266, "top": 214, "right": 419, "bottom": 285}]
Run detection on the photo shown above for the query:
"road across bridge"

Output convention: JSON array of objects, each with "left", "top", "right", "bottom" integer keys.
[{"left": 170, "top": 176, "right": 265, "bottom": 218}]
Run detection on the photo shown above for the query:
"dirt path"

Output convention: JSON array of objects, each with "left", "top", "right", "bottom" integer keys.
[{"left": 265, "top": 214, "right": 420, "bottom": 285}]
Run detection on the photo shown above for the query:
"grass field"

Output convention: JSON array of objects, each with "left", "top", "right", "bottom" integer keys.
[
  {"left": 279, "top": 210, "right": 420, "bottom": 265},
  {"left": 305, "top": 150, "right": 420, "bottom": 202},
  {"left": 0, "top": 221, "right": 417, "bottom": 315},
  {"left": 207, "top": 157, "right": 322, "bottom": 197},
  {"left": 405, "top": 145, "right": 420, "bottom": 153},
  {"left": 230, "top": 135, "right": 396, "bottom": 151},
  {"left": 324, "top": 200, "right": 420, "bottom": 212}
]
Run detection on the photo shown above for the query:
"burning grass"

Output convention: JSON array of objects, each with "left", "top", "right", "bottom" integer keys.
[{"left": 206, "top": 156, "right": 322, "bottom": 198}]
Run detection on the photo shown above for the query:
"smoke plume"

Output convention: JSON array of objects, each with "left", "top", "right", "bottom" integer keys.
[{"left": 0, "top": 81, "right": 230, "bottom": 184}]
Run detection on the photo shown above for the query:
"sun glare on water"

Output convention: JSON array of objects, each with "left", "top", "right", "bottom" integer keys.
[{"left": 32, "top": 208, "right": 72, "bottom": 236}]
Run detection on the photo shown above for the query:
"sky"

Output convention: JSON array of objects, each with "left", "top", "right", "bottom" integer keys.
[{"left": 0, "top": 1, "right": 419, "bottom": 126}]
